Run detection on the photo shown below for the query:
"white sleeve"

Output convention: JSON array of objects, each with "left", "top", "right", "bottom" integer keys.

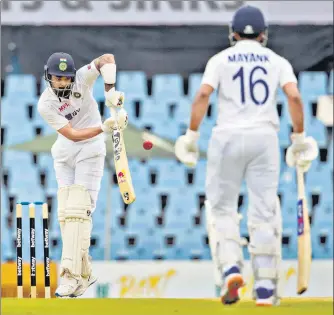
[
  {"left": 201, "top": 55, "right": 221, "bottom": 90},
  {"left": 38, "top": 102, "right": 69, "bottom": 131},
  {"left": 76, "top": 61, "right": 100, "bottom": 88},
  {"left": 279, "top": 57, "right": 297, "bottom": 88}
]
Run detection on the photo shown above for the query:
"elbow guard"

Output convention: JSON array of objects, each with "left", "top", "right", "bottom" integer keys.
[{"left": 100, "top": 63, "right": 117, "bottom": 84}]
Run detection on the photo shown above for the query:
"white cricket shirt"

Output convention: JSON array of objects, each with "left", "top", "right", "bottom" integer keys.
[{"left": 202, "top": 40, "right": 297, "bottom": 131}]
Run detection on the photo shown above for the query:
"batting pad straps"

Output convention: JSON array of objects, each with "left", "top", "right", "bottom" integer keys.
[{"left": 100, "top": 63, "right": 116, "bottom": 84}]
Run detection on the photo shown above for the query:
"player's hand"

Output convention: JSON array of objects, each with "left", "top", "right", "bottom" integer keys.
[
  {"left": 101, "top": 116, "right": 116, "bottom": 133},
  {"left": 286, "top": 132, "right": 319, "bottom": 172},
  {"left": 105, "top": 88, "right": 125, "bottom": 109},
  {"left": 175, "top": 129, "right": 200, "bottom": 168},
  {"left": 116, "top": 108, "right": 128, "bottom": 131}
]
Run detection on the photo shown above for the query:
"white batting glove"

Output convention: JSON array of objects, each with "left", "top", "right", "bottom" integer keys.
[
  {"left": 106, "top": 107, "right": 128, "bottom": 131},
  {"left": 175, "top": 129, "right": 200, "bottom": 168},
  {"left": 286, "top": 132, "right": 319, "bottom": 172},
  {"left": 105, "top": 88, "right": 125, "bottom": 109},
  {"left": 101, "top": 116, "right": 116, "bottom": 133},
  {"left": 116, "top": 108, "right": 128, "bottom": 131}
]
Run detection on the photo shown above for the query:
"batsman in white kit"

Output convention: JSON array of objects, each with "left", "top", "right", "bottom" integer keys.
[
  {"left": 38, "top": 52, "right": 128, "bottom": 297},
  {"left": 175, "top": 6, "right": 318, "bottom": 306}
]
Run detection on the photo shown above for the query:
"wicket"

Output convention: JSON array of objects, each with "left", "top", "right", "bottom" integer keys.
[{"left": 16, "top": 201, "right": 51, "bottom": 299}]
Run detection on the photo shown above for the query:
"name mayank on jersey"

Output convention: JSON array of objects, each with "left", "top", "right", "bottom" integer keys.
[{"left": 228, "top": 53, "right": 269, "bottom": 63}]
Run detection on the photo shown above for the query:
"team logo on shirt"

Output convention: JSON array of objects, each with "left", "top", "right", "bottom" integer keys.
[
  {"left": 65, "top": 108, "right": 80, "bottom": 120},
  {"left": 73, "top": 92, "right": 82, "bottom": 99},
  {"left": 58, "top": 103, "right": 70, "bottom": 112}
]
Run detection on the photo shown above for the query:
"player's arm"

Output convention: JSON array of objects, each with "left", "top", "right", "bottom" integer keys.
[
  {"left": 189, "top": 56, "right": 219, "bottom": 131},
  {"left": 175, "top": 55, "right": 219, "bottom": 167},
  {"left": 94, "top": 54, "right": 125, "bottom": 110},
  {"left": 281, "top": 58, "right": 318, "bottom": 172},
  {"left": 280, "top": 58, "right": 304, "bottom": 133},
  {"left": 93, "top": 54, "right": 116, "bottom": 92},
  {"left": 58, "top": 123, "right": 103, "bottom": 142},
  {"left": 283, "top": 82, "right": 304, "bottom": 133},
  {"left": 38, "top": 102, "right": 115, "bottom": 142},
  {"left": 189, "top": 84, "right": 214, "bottom": 131}
]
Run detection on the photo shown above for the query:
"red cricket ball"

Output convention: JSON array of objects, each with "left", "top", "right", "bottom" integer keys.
[{"left": 143, "top": 140, "right": 153, "bottom": 150}]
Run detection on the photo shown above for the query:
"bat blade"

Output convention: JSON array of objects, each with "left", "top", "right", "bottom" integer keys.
[
  {"left": 112, "top": 129, "right": 136, "bottom": 204},
  {"left": 296, "top": 167, "right": 312, "bottom": 295}
]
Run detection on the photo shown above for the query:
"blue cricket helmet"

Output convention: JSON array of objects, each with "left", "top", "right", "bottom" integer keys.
[
  {"left": 44, "top": 52, "right": 77, "bottom": 99},
  {"left": 229, "top": 5, "right": 268, "bottom": 46}
]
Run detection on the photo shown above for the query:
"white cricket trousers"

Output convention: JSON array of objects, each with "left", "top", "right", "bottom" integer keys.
[
  {"left": 51, "top": 138, "right": 106, "bottom": 213},
  {"left": 206, "top": 125, "right": 282, "bottom": 289}
]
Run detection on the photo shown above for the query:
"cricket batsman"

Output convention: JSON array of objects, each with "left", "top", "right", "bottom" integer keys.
[
  {"left": 38, "top": 52, "right": 128, "bottom": 297},
  {"left": 175, "top": 5, "right": 319, "bottom": 306}
]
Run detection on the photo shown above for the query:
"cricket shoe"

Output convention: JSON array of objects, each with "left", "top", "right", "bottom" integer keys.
[
  {"left": 255, "top": 287, "right": 280, "bottom": 306},
  {"left": 55, "top": 269, "right": 83, "bottom": 298},
  {"left": 220, "top": 266, "right": 245, "bottom": 305},
  {"left": 70, "top": 274, "right": 98, "bottom": 298}
]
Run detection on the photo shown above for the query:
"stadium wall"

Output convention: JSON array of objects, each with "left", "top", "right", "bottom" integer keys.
[{"left": 1, "top": 25, "right": 333, "bottom": 78}]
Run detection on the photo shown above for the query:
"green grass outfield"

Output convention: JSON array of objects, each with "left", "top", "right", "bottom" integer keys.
[{"left": 2, "top": 298, "right": 333, "bottom": 315}]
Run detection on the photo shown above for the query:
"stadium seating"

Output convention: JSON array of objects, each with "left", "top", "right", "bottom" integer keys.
[{"left": 1, "top": 70, "right": 333, "bottom": 262}]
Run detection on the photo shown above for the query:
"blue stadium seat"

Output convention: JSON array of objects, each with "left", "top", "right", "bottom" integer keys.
[
  {"left": 40, "top": 76, "right": 48, "bottom": 94},
  {"left": 299, "top": 71, "right": 327, "bottom": 97},
  {"left": 149, "top": 120, "right": 183, "bottom": 140},
  {"left": 110, "top": 228, "right": 129, "bottom": 260},
  {"left": 173, "top": 98, "right": 192, "bottom": 125},
  {"left": 117, "top": 71, "right": 148, "bottom": 101},
  {"left": 127, "top": 207, "right": 157, "bottom": 232},
  {"left": 129, "top": 228, "right": 165, "bottom": 260},
  {"left": 306, "top": 164, "right": 333, "bottom": 194},
  {"left": 177, "top": 227, "right": 208, "bottom": 259},
  {"left": 92, "top": 76, "right": 105, "bottom": 102},
  {"left": 312, "top": 197, "right": 333, "bottom": 258},
  {"left": 329, "top": 71, "right": 334, "bottom": 94},
  {"left": 38, "top": 153, "right": 54, "bottom": 173},
  {"left": 279, "top": 100, "right": 292, "bottom": 127},
  {"left": 327, "top": 140, "right": 333, "bottom": 171},
  {"left": 147, "top": 159, "right": 184, "bottom": 188},
  {"left": 188, "top": 73, "right": 218, "bottom": 103},
  {"left": 138, "top": 97, "right": 168, "bottom": 126},
  {"left": 306, "top": 119, "right": 327, "bottom": 147},
  {"left": 169, "top": 189, "right": 201, "bottom": 218},
  {"left": 4, "top": 74, "right": 37, "bottom": 101},
  {"left": 2, "top": 122, "right": 35, "bottom": 146},
  {"left": 1, "top": 98, "right": 31, "bottom": 125},
  {"left": 279, "top": 168, "right": 297, "bottom": 196},
  {"left": 278, "top": 125, "right": 291, "bottom": 147},
  {"left": 188, "top": 73, "right": 202, "bottom": 99},
  {"left": 282, "top": 225, "right": 298, "bottom": 259},
  {"left": 152, "top": 74, "right": 183, "bottom": 102},
  {"left": 276, "top": 87, "right": 287, "bottom": 103},
  {"left": 128, "top": 160, "right": 150, "bottom": 189},
  {"left": 192, "top": 159, "right": 207, "bottom": 188}
]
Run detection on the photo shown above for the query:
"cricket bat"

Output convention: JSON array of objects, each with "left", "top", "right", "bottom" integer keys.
[
  {"left": 112, "top": 127, "right": 136, "bottom": 204},
  {"left": 296, "top": 165, "right": 312, "bottom": 295}
]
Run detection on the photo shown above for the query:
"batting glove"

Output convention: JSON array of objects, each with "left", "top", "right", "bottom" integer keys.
[
  {"left": 286, "top": 132, "right": 319, "bottom": 172},
  {"left": 105, "top": 88, "right": 125, "bottom": 109},
  {"left": 175, "top": 129, "right": 200, "bottom": 168}
]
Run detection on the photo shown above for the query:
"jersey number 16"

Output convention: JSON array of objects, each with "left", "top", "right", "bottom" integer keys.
[{"left": 233, "top": 66, "right": 269, "bottom": 106}]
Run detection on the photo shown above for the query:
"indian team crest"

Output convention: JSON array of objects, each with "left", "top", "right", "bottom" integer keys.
[
  {"left": 59, "top": 58, "right": 68, "bottom": 71},
  {"left": 73, "top": 92, "right": 82, "bottom": 99},
  {"left": 59, "top": 62, "right": 67, "bottom": 71}
]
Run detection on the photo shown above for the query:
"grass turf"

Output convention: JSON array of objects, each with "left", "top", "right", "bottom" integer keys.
[{"left": 2, "top": 298, "right": 333, "bottom": 315}]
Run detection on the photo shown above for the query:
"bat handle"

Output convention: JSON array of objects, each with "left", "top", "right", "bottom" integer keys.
[{"left": 296, "top": 166, "right": 305, "bottom": 199}]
